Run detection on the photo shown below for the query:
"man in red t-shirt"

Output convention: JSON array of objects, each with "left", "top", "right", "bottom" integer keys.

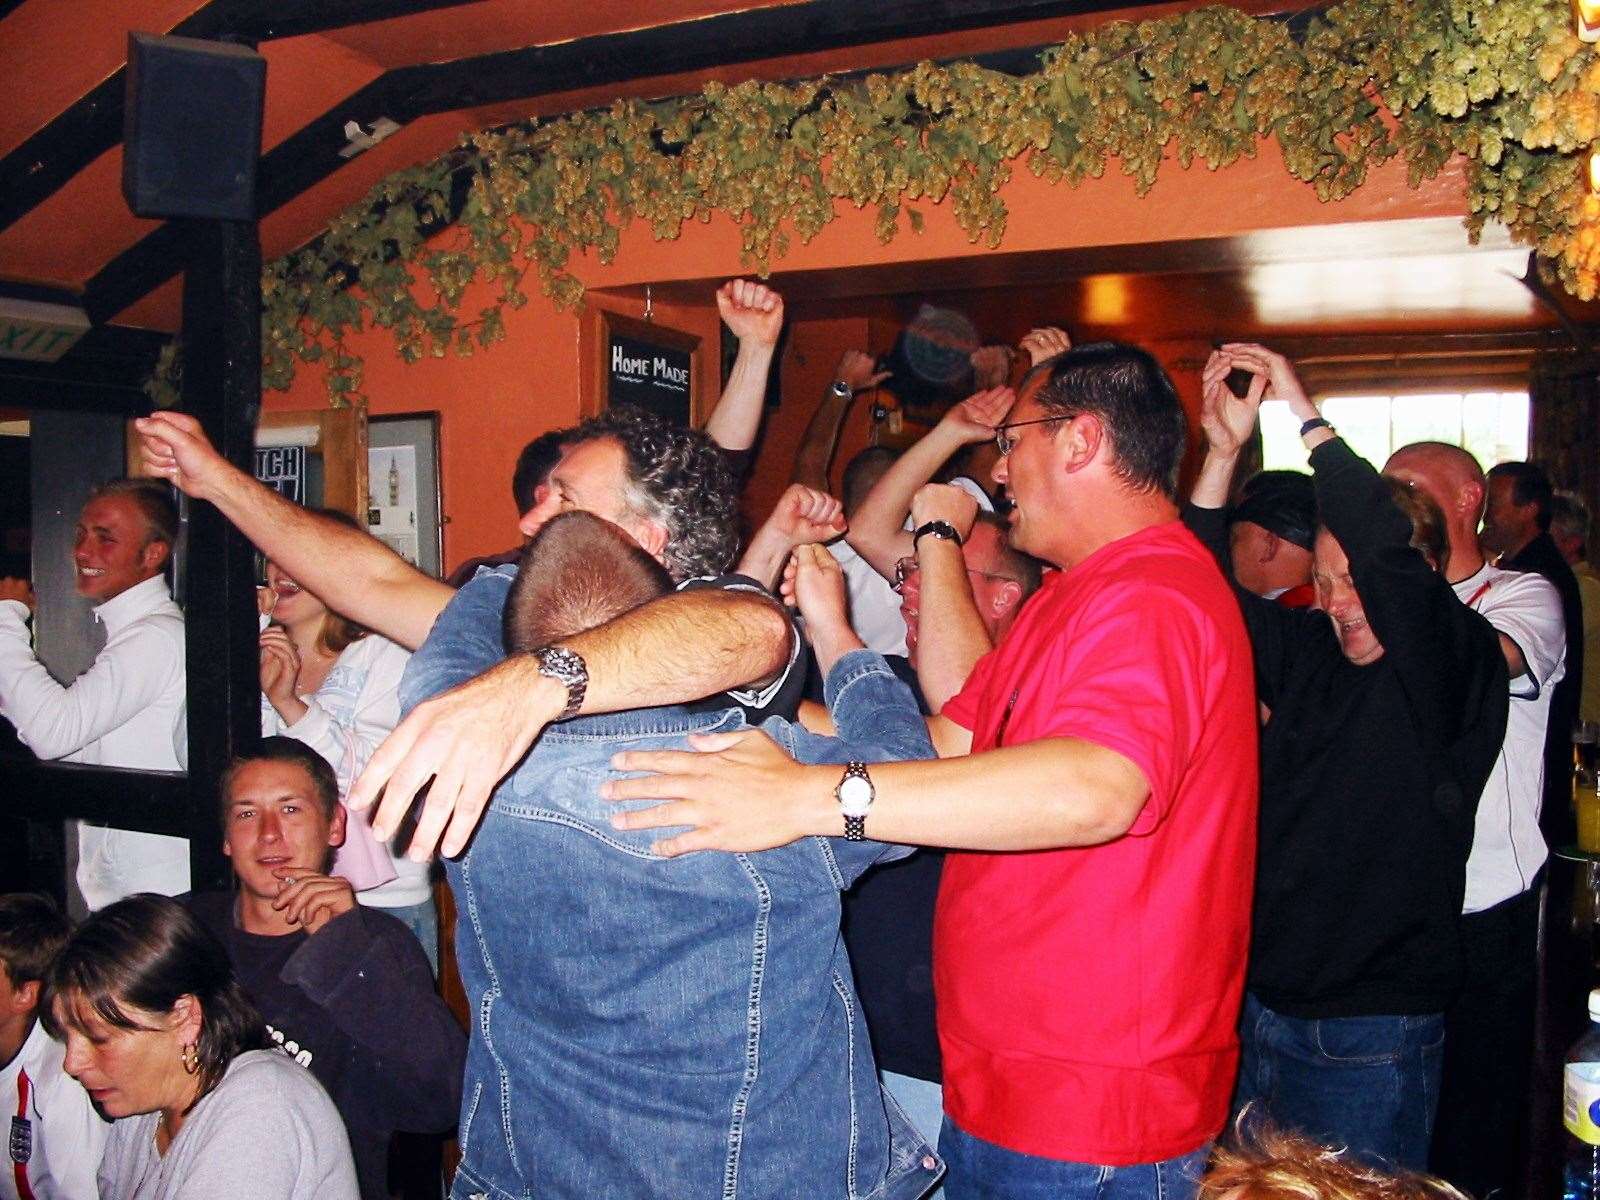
[{"left": 609, "top": 342, "right": 1258, "bottom": 1200}]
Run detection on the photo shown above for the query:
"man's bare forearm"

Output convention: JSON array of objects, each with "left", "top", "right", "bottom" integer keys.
[
  {"left": 705, "top": 342, "right": 775, "bottom": 452},
  {"left": 913, "top": 538, "right": 993, "bottom": 710},
  {"left": 501, "top": 587, "right": 793, "bottom": 722},
  {"left": 196, "top": 456, "right": 450, "bottom": 649},
  {"left": 1189, "top": 448, "right": 1240, "bottom": 511},
  {"left": 847, "top": 427, "right": 963, "bottom": 577},
  {"left": 575, "top": 587, "right": 791, "bottom": 709},
  {"left": 793, "top": 391, "right": 853, "bottom": 492}
]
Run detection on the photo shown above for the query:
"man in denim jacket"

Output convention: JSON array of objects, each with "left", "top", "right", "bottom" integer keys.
[{"left": 400, "top": 513, "right": 943, "bottom": 1200}]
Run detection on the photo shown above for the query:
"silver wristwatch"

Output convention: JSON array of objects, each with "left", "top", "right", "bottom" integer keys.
[
  {"left": 532, "top": 645, "right": 588, "bottom": 720},
  {"left": 836, "top": 761, "right": 875, "bottom": 841}
]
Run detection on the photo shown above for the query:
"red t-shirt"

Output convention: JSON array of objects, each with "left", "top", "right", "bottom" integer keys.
[{"left": 936, "top": 520, "right": 1257, "bottom": 1166}]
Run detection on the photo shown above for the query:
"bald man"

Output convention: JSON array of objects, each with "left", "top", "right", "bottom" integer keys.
[{"left": 1384, "top": 441, "right": 1567, "bottom": 1198}]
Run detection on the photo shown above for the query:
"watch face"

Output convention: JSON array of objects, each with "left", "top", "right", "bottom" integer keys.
[{"left": 838, "top": 773, "right": 874, "bottom": 816}]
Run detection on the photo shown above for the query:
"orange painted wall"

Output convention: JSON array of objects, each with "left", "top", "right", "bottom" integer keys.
[
  {"left": 261, "top": 140, "right": 1471, "bottom": 565},
  {"left": 262, "top": 284, "right": 723, "bottom": 574}
]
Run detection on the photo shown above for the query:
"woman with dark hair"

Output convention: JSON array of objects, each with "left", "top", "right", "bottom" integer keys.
[
  {"left": 47, "top": 894, "right": 357, "bottom": 1200},
  {"left": 256, "top": 509, "right": 433, "bottom": 965}
]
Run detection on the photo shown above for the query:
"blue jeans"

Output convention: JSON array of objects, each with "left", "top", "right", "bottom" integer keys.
[
  {"left": 939, "top": 1119, "right": 1209, "bottom": 1200},
  {"left": 883, "top": 1072, "right": 944, "bottom": 1198},
  {"left": 1233, "top": 992, "right": 1444, "bottom": 1171}
]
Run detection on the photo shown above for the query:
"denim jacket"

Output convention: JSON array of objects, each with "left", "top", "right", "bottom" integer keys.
[{"left": 401, "top": 567, "right": 943, "bottom": 1200}]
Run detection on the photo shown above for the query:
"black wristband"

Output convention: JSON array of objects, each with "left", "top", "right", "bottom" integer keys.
[
  {"left": 913, "top": 520, "right": 963, "bottom": 550},
  {"left": 1300, "top": 417, "right": 1332, "bottom": 437}
]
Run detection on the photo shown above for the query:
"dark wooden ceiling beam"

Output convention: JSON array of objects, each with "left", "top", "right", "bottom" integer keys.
[
  {"left": 0, "top": 321, "right": 168, "bottom": 412},
  {"left": 0, "top": 0, "right": 490, "bottom": 233},
  {"left": 85, "top": 0, "right": 1164, "bottom": 322},
  {"left": 1, "top": 760, "right": 190, "bottom": 834}
]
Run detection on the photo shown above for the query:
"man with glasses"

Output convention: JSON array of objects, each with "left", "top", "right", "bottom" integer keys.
[{"left": 607, "top": 342, "right": 1258, "bottom": 1200}]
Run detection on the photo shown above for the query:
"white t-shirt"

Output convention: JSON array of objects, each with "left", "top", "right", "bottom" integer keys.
[
  {"left": 97, "top": 1050, "right": 357, "bottom": 1200},
  {"left": 0, "top": 1021, "right": 108, "bottom": 1200},
  {"left": 824, "top": 475, "right": 994, "bottom": 659},
  {"left": 1453, "top": 563, "right": 1567, "bottom": 912},
  {"left": 827, "top": 542, "right": 907, "bottom": 657},
  {"left": 0, "top": 574, "right": 188, "bottom": 909}
]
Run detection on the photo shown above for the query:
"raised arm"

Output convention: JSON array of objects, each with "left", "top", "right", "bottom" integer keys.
[
  {"left": 905, "top": 483, "right": 991, "bottom": 710},
  {"left": 792, "top": 350, "right": 891, "bottom": 491},
  {"left": 1223, "top": 343, "right": 1506, "bottom": 740},
  {"left": 704, "top": 279, "right": 783, "bottom": 453},
  {"left": 847, "top": 387, "right": 1013, "bottom": 578},
  {"left": 353, "top": 583, "right": 792, "bottom": 859},
  {"left": 734, "top": 484, "right": 845, "bottom": 590},
  {"left": 1182, "top": 349, "right": 1310, "bottom": 707},
  {"left": 136, "top": 412, "right": 451, "bottom": 650}
]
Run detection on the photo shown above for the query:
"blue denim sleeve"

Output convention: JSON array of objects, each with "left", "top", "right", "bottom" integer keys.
[
  {"left": 780, "top": 648, "right": 936, "bottom": 885},
  {"left": 397, "top": 566, "right": 515, "bottom": 717}
]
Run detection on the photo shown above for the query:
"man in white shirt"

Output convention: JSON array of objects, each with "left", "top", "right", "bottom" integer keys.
[
  {"left": 0, "top": 480, "right": 188, "bottom": 909},
  {"left": 1385, "top": 442, "right": 1566, "bottom": 1199},
  {"left": 0, "top": 893, "right": 108, "bottom": 1200}
]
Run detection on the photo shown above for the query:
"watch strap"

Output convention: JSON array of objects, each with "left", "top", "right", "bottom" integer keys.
[
  {"left": 912, "top": 520, "right": 962, "bottom": 550},
  {"left": 533, "top": 645, "right": 588, "bottom": 720},
  {"left": 837, "top": 760, "right": 873, "bottom": 841},
  {"left": 1299, "top": 416, "right": 1332, "bottom": 437}
]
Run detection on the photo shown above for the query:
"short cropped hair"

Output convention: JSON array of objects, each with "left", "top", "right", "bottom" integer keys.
[
  {"left": 1488, "top": 461, "right": 1555, "bottom": 532},
  {"left": 564, "top": 406, "right": 739, "bottom": 583},
  {"left": 45, "top": 895, "right": 267, "bottom": 1109},
  {"left": 1552, "top": 490, "right": 1591, "bottom": 545},
  {"left": 0, "top": 893, "right": 73, "bottom": 988},
  {"left": 841, "top": 446, "right": 901, "bottom": 517},
  {"left": 512, "top": 430, "right": 568, "bottom": 516},
  {"left": 973, "top": 511, "right": 1044, "bottom": 596},
  {"left": 218, "top": 736, "right": 341, "bottom": 822},
  {"left": 90, "top": 478, "right": 179, "bottom": 550},
  {"left": 504, "top": 512, "right": 672, "bottom": 652},
  {"left": 1033, "top": 342, "right": 1188, "bottom": 498}
]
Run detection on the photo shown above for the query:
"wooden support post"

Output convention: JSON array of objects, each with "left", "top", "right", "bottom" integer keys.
[{"left": 178, "top": 219, "right": 262, "bottom": 893}]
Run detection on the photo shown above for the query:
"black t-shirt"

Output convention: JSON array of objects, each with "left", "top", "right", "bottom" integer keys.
[
  {"left": 678, "top": 572, "right": 808, "bottom": 723},
  {"left": 185, "top": 892, "right": 466, "bottom": 1200},
  {"left": 821, "top": 655, "right": 943, "bottom": 1082}
]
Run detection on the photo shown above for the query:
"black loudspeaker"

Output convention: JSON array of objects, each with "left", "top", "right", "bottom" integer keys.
[{"left": 123, "top": 33, "right": 267, "bottom": 221}]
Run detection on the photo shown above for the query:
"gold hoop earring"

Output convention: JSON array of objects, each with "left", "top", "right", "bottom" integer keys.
[{"left": 180, "top": 1043, "right": 199, "bottom": 1075}]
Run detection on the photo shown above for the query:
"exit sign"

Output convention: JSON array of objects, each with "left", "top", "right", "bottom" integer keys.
[{"left": 0, "top": 298, "right": 90, "bottom": 362}]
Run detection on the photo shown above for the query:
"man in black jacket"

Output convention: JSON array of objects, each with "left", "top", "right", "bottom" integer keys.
[
  {"left": 186, "top": 737, "right": 467, "bottom": 1200},
  {"left": 1186, "top": 344, "right": 1509, "bottom": 1171}
]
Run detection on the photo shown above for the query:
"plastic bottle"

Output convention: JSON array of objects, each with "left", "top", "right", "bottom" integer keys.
[{"left": 1565, "top": 989, "right": 1600, "bottom": 1199}]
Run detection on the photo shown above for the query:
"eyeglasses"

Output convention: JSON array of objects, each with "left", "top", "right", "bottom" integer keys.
[
  {"left": 892, "top": 556, "right": 1013, "bottom": 594},
  {"left": 993, "top": 414, "right": 1067, "bottom": 456}
]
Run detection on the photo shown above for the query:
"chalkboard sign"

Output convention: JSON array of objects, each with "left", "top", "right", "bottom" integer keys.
[
  {"left": 254, "top": 445, "right": 306, "bottom": 503},
  {"left": 594, "top": 311, "right": 701, "bottom": 427}
]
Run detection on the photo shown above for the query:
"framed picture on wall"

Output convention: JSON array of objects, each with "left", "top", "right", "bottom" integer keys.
[
  {"left": 589, "top": 309, "right": 702, "bottom": 426},
  {"left": 368, "top": 413, "right": 443, "bottom": 579}
]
